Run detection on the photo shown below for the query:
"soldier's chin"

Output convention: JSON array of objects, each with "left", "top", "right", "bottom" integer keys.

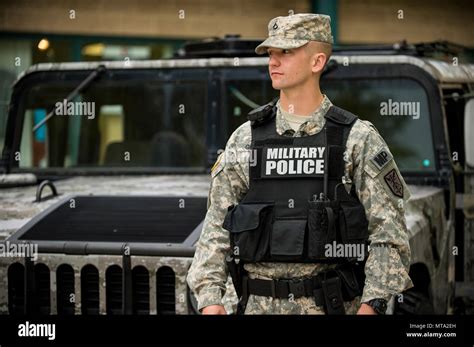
[{"left": 271, "top": 81, "right": 283, "bottom": 90}]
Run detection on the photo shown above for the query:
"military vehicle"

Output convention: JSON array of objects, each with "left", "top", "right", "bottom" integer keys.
[{"left": 0, "top": 37, "right": 473, "bottom": 315}]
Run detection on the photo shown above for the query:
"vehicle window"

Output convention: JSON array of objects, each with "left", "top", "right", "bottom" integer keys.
[
  {"left": 224, "top": 78, "right": 278, "bottom": 138},
  {"left": 18, "top": 78, "right": 207, "bottom": 169},
  {"left": 224, "top": 77, "right": 436, "bottom": 173},
  {"left": 322, "top": 78, "right": 436, "bottom": 172}
]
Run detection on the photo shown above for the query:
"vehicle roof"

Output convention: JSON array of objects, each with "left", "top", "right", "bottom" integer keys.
[{"left": 15, "top": 54, "right": 474, "bottom": 85}]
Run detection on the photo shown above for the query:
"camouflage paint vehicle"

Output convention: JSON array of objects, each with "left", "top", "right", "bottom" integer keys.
[{"left": 0, "top": 38, "right": 473, "bottom": 315}]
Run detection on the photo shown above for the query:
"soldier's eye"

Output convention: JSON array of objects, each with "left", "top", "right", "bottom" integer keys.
[{"left": 283, "top": 49, "right": 291, "bottom": 54}]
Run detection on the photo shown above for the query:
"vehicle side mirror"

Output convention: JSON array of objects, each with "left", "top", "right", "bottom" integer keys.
[{"left": 465, "top": 99, "right": 474, "bottom": 168}]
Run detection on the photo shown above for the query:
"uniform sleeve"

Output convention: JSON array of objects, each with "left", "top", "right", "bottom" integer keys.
[
  {"left": 186, "top": 126, "right": 249, "bottom": 311},
  {"left": 349, "top": 121, "right": 414, "bottom": 303}
]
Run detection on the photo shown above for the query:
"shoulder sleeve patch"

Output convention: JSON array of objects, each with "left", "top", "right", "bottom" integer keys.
[
  {"left": 211, "top": 153, "right": 225, "bottom": 179},
  {"left": 364, "top": 153, "right": 410, "bottom": 201},
  {"left": 384, "top": 168, "right": 404, "bottom": 198},
  {"left": 370, "top": 148, "right": 393, "bottom": 171}
]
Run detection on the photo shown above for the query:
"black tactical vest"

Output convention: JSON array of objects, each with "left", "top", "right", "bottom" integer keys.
[{"left": 223, "top": 100, "right": 369, "bottom": 263}]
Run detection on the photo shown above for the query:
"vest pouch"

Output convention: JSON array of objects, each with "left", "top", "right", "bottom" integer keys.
[
  {"left": 339, "top": 201, "right": 369, "bottom": 260},
  {"left": 223, "top": 202, "right": 274, "bottom": 262},
  {"left": 307, "top": 200, "right": 340, "bottom": 259},
  {"left": 270, "top": 219, "right": 307, "bottom": 259}
]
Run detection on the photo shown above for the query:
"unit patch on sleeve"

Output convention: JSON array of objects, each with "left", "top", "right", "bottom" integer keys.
[
  {"left": 384, "top": 168, "right": 404, "bottom": 198},
  {"left": 370, "top": 148, "right": 393, "bottom": 171}
]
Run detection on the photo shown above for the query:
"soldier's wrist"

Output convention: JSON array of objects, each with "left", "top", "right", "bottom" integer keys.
[
  {"left": 362, "top": 299, "right": 388, "bottom": 315},
  {"left": 196, "top": 287, "right": 224, "bottom": 311}
]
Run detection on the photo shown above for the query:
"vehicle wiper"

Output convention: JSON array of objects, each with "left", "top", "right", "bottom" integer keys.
[
  {"left": 229, "top": 86, "right": 260, "bottom": 108},
  {"left": 33, "top": 64, "right": 106, "bottom": 133}
]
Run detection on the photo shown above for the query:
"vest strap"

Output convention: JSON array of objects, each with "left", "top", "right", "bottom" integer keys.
[{"left": 324, "top": 105, "right": 357, "bottom": 125}]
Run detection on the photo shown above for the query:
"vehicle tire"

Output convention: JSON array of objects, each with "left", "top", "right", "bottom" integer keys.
[{"left": 393, "top": 288, "right": 435, "bottom": 314}]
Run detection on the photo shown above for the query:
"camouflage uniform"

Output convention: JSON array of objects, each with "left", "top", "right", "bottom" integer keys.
[{"left": 187, "top": 13, "right": 413, "bottom": 314}]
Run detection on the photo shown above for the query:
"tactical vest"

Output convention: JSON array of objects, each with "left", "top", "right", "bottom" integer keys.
[{"left": 223, "top": 101, "right": 369, "bottom": 263}]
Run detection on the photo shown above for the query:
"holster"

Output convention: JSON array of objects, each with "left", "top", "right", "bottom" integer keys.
[{"left": 321, "top": 276, "right": 346, "bottom": 315}]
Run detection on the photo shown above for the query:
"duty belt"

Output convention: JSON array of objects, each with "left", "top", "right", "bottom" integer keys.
[{"left": 243, "top": 264, "right": 363, "bottom": 315}]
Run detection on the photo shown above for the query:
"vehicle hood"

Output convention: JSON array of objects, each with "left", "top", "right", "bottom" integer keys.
[{"left": 0, "top": 175, "right": 211, "bottom": 240}]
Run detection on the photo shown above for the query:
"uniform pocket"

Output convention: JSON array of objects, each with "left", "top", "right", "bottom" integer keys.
[
  {"left": 339, "top": 202, "right": 369, "bottom": 250},
  {"left": 307, "top": 200, "right": 339, "bottom": 259},
  {"left": 223, "top": 202, "right": 274, "bottom": 262},
  {"left": 270, "top": 219, "right": 307, "bottom": 258}
]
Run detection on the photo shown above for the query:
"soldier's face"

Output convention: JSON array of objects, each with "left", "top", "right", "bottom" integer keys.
[{"left": 267, "top": 46, "right": 314, "bottom": 91}]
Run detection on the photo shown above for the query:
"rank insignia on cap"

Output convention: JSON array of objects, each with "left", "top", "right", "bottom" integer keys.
[{"left": 384, "top": 168, "right": 403, "bottom": 198}]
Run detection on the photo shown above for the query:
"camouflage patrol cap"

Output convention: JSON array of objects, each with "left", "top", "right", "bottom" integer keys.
[{"left": 255, "top": 13, "right": 334, "bottom": 55}]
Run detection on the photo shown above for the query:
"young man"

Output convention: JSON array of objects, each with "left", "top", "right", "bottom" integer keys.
[{"left": 187, "top": 13, "right": 413, "bottom": 315}]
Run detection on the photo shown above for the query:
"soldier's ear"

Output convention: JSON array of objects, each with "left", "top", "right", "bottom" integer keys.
[{"left": 312, "top": 52, "right": 327, "bottom": 74}]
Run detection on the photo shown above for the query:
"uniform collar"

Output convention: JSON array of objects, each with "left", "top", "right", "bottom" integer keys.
[{"left": 275, "top": 95, "right": 333, "bottom": 136}]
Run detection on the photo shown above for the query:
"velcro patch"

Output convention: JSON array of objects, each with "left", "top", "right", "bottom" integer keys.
[
  {"left": 370, "top": 148, "right": 393, "bottom": 171},
  {"left": 384, "top": 168, "right": 404, "bottom": 198}
]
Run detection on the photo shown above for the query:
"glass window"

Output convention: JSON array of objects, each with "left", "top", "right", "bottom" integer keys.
[
  {"left": 224, "top": 78, "right": 278, "bottom": 137},
  {"left": 18, "top": 77, "right": 207, "bottom": 169},
  {"left": 322, "top": 78, "right": 435, "bottom": 172},
  {"left": 223, "top": 76, "right": 435, "bottom": 173}
]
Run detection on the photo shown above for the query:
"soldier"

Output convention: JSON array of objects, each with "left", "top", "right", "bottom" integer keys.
[{"left": 187, "top": 13, "right": 413, "bottom": 315}]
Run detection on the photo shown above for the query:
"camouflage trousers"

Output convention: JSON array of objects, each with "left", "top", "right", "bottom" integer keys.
[{"left": 243, "top": 295, "right": 361, "bottom": 315}]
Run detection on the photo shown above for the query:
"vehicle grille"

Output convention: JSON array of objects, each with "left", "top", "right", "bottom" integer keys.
[
  {"left": 33, "top": 263, "right": 50, "bottom": 315},
  {"left": 8, "top": 263, "right": 24, "bottom": 315},
  {"left": 6, "top": 261, "right": 178, "bottom": 315},
  {"left": 106, "top": 265, "right": 123, "bottom": 315},
  {"left": 132, "top": 266, "right": 150, "bottom": 315},
  {"left": 157, "top": 266, "right": 176, "bottom": 315},
  {"left": 81, "top": 265, "right": 100, "bottom": 315},
  {"left": 56, "top": 264, "right": 75, "bottom": 315}
]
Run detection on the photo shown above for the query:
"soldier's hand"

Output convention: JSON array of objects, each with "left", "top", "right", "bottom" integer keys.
[
  {"left": 356, "top": 303, "right": 377, "bottom": 315},
  {"left": 201, "top": 305, "right": 227, "bottom": 315}
]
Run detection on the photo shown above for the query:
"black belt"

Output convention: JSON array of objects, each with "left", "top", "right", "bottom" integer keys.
[
  {"left": 247, "top": 272, "right": 337, "bottom": 308},
  {"left": 244, "top": 264, "right": 363, "bottom": 314},
  {"left": 248, "top": 276, "right": 322, "bottom": 299}
]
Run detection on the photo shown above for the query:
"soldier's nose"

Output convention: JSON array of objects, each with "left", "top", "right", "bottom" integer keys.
[{"left": 269, "top": 55, "right": 280, "bottom": 67}]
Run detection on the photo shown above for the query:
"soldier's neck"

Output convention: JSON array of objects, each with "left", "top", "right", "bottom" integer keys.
[{"left": 279, "top": 84, "right": 324, "bottom": 116}]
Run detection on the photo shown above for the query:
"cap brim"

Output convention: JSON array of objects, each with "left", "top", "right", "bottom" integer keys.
[{"left": 255, "top": 37, "right": 310, "bottom": 55}]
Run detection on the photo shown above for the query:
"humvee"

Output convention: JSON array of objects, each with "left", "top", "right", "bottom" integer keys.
[{"left": 0, "top": 37, "right": 473, "bottom": 315}]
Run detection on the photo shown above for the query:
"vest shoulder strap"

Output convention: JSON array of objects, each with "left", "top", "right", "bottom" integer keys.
[
  {"left": 324, "top": 106, "right": 358, "bottom": 126},
  {"left": 247, "top": 98, "right": 278, "bottom": 126}
]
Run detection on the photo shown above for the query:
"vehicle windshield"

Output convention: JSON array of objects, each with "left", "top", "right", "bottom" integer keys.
[
  {"left": 13, "top": 67, "right": 436, "bottom": 174},
  {"left": 17, "top": 71, "right": 207, "bottom": 171}
]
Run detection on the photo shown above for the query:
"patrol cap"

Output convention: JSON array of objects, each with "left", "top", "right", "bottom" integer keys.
[{"left": 255, "top": 13, "right": 334, "bottom": 55}]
